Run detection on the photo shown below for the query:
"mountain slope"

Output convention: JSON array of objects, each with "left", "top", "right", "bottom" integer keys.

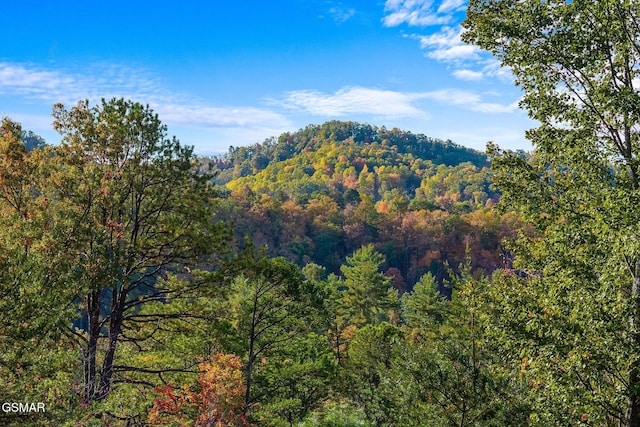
[{"left": 212, "top": 121, "right": 524, "bottom": 289}]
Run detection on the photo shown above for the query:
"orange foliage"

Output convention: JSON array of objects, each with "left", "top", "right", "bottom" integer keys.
[
  {"left": 376, "top": 201, "right": 390, "bottom": 214},
  {"left": 148, "top": 353, "right": 250, "bottom": 427}
]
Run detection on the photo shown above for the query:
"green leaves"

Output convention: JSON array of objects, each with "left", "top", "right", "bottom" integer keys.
[
  {"left": 465, "top": 1, "right": 640, "bottom": 424},
  {"left": 340, "top": 244, "right": 398, "bottom": 327}
]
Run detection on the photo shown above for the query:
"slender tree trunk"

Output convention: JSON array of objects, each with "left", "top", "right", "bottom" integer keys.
[
  {"left": 97, "top": 288, "right": 125, "bottom": 400},
  {"left": 627, "top": 264, "right": 640, "bottom": 427},
  {"left": 245, "top": 294, "right": 259, "bottom": 411},
  {"left": 245, "top": 331, "right": 255, "bottom": 411},
  {"left": 83, "top": 289, "right": 100, "bottom": 404}
]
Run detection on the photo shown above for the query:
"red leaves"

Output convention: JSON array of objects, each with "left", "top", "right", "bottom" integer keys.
[{"left": 148, "top": 353, "right": 250, "bottom": 426}]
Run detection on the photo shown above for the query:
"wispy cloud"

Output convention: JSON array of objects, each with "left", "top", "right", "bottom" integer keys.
[
  {"left": 410, "top": 26, "right": 479, "bottom": 62},
  {"left": 318, "top": 1, "right": 356, "bottom": 24},
  {"left": 381, "top": 2, "right": 514, "bottom": 83},
  {"left": 275, "top": 86, "right": 430, "bottom": 118},
  {"left": 383, "top": 0, "right": 466, "bottom": 28},
  {"left": 0, "top": 62, "right": 292, "bottom": 132},
  {"left": 158, "top": 104, "right": 291, "bottom": 129},
  {"left": 328, "top": 6, "right": 356, "bottom": 23},
  {"left": 421, "top": 89, "right": 519, "bottom": 113},
  {"left": 0, "top": 63, "right": 82, "bottom": 102},
  {"left": 274, "top": 86, "right": 519, "bottom": 118},
  {"left": 383, "top": 0, "right": 454, "bottom": 27},
  {"left": 453, "top": 69, "right": 483, "bottom": 81},
  {"left": 437, "top": 0, "right": 466, "bottom": 14},
  {"left": 450, "top": 60, "right": 514, "bottom": 82}
]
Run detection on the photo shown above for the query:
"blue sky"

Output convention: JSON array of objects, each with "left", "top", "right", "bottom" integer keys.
[{"left": 1, "top": 0, "right": 535, "bottom": 155}]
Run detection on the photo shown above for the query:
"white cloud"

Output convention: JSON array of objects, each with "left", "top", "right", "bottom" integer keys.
[
  {"left": 0, "top": 62, "right": 172, "bottom": 106},
  {"left": 380, "top": 3, "right": 514, "bottom": 82},
  {"left": 275, "top": 86, "right": 519, "bottom": 119},
  {"left": 437, "top": 0, "right": 466, "bottom": 13},
  {"left": 414, "top": 25, "right": 458, "bottom": 48},
  {"left": 421, "top": 88, "right": 520, "bottom": 113},
  {"left": 412, "top": 26, "right": 480, "bottom": 61},
  {"left": 276, "top": 86, "right": 430, "bottom": 118},
  {"left": 0, "top": 62, "right": 291, "bottom": 134},
  {"left": 453, "top": 69, "right": 484, "bottom": 80},
  {"left": 429, "top": 44, "right": 479, "bottom": 61},
  {"left": 449, "top": 60, "right": 514, "bottom": 82},
  {"left": 480, "top": 59, "right": 514, "bottom": 82},
  {"left": 157, "top": 103, "right": 291, "bottom": 129},
  {"left": 328, "top": 6, "right": 356, "bottom": 23},
  {"left": 0, "top": 63, "right": 81, "bottom": 102},
  {"left": 382, "top": 0, "right": 465, "bottom": 27}
]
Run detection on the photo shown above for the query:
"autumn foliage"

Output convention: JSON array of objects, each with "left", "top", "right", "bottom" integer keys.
[{"left": 148, "top": 353, "right": 250, "bottom": 426}]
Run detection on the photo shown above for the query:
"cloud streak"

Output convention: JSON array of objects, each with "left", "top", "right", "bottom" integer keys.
[
  {"left": 381, "top": 2, "right": 515, "bottom": 84},
  {"left": 328, "top": 6, "right": 356, "bottom": 23},
  {"left": 383, "top": 0, "right": 454, "bottom": 27},
  {"left": 421, "top": 89, "right": 519, "bottom": 113},
  {"left": 276, "top": 86, "right": 430, "bottom": 118},
  {"left": 276, "top": 86, "right": 519, "bottom": 118},
  {"left": 453, "top": 69, "right": 484, "bottom": 80},
  {"left": 0, "top": 62, "right": 292, "bottom": 132},
  {"left": 411, "top": 26, "right": 480, "bottom": 61}
]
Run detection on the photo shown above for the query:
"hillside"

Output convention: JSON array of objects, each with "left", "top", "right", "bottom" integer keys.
[
  {"left": 210, "top": 121, "right": 526, "bottom": 289},
  {"left": 210, "top": 120, "right": 488, "bottom": 184}
]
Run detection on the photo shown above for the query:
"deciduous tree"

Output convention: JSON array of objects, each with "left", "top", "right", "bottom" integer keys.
[{"left": 464, "top": 1, "right": 640, "bottom": 425}]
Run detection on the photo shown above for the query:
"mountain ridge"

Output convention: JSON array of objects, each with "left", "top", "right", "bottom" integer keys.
[
  {"left": 209, "top": 120, "right": 489, "bottom": 185},
  {"left": 209, "top": 120, "right": 523, "bottom": 288}
]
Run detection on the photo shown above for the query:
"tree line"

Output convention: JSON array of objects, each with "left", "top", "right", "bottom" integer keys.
[{"left": 3, "top": 0, "right": 640, "bottom": 425}]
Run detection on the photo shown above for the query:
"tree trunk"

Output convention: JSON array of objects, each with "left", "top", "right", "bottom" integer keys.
[
  {"left": 245, "top": 293, "right": 259, "bottom": 411},
  {"left": 626, "top": 265, "right": 640, "bottom": 427},
  {"left": 83, "top": 289, "right": 100, "bottom": 404},
  {"left": 96, "top": 288, "right": 125, "bottom": 401}
]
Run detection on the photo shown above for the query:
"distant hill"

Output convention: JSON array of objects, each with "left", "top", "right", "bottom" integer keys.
[
  {"left": 208, "top": 121, "right": 524, "bottom": 290},
  {"left": 209, "top": 121, "right": 488, "bottom": 184},
  {"left": 21, "top": 130, "right": 47, "bottom": 151}
]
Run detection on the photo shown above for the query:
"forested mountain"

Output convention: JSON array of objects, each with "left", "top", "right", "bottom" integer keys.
[
  {"left": 3, "top": 1, "right": 640, "bottom": 425},
  {"left": 1, "top": 109, "right": 533, "bottom": 426},
  {"left": 211, "top": 120, "right": 488, "bottom": 184},
  {"left": 20, "top": 130, "right": 47, "bottom": 151},
  {"left": 209, "top": 121, "right": 526, "bottom": 289}
]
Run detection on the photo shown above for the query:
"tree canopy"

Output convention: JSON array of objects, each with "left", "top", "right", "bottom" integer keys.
[{"left": 464, "top": 1, "right": 640, "bottom": 425}]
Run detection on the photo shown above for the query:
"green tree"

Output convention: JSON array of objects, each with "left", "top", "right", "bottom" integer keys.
[
  {"left": 464, "top": 1, "right": 640, "bottom": 425},
  {"left": 0, "top": 118, "right": 80, "bottom": 426},
  {"left": 400, "top": 266, "right": 529, "bottom": 426},
  {"left": 340, "top": 245, "right": 398, "bottom": 327},
  {"left": 226, "top": 247, "right": 327, "bottom": 424},
  {"left": 340, "top": 323, "right": 408, "bottom": 427},
  {"left": 0, "top": 100, "right": 228, "bottom": 423}
]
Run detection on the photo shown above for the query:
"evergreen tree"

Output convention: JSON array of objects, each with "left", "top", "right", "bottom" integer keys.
[{"left": 340, "top": 245, "right": 398, "bottom": 327}]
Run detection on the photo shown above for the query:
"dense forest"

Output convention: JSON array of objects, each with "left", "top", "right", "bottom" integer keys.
[
  {"left": 207, "top": 120, "right": 527, "bottom": 288},
  {"left": 0, "top": 100, "right": 529, "bottom": 426},
  {"left": 3, "top": 1, "right": 640, "bottom": 426}
]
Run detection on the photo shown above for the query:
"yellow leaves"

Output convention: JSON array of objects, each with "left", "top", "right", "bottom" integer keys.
[
  {"left": 530, "top": 377, "right": 543, "bottom": 390},
  {"left": 149, "top": 353, "right": 249, "bottom": 426}
]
